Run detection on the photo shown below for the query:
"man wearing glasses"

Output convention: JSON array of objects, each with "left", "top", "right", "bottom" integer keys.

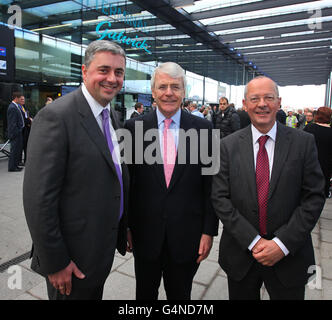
[{"left": 211, "top": 76, "right": 325, "bottom": 300}]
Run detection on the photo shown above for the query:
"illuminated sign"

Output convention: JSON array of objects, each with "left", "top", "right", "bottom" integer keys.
[
  {"left": 96, "top": 21, "right": 151, "bottom": 54},
  {"left": 0, "top": 60, "right": 7, "bottom": 70},
  {"left": 0, "top": 25, "right": 14, "bottom": 81},
  {"left": 96, "top": 2, "right": 152, "bottom": 54},
  {"left": 0, "top": 47, "right": 6, "bottom": 56}
]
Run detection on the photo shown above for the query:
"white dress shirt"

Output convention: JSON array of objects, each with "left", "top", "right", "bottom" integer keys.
[
  {"left": 81, "top": 84, "right": 122, "bottom": 172},
  {"left": 248, "top": 122, "right": 289, "bottom": 256}
]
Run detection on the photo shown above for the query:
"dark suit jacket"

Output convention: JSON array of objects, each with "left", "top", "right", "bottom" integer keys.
[
  {"left": 130, "top": 110, "right": 141, "bottom": 119},
  {"left": 23, "top": 87, "right": 129, "bottom": 288},
  {"left": 276, "top": 109, "right": 286, "bottom": 125},
  {"left": 237, "top": 109, "right": 251, "bottom": 129},
  {"left": 125, "top": 110, "right": 218, "bottom": 264},
  {"left": 211, "top": 123, "right": 325, "bottom": 287},
  {"left": 7, "top": 102, "right": 24, "bottom": 140}
]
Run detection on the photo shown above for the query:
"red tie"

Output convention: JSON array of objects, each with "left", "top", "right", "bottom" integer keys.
[{"left": 256, "top": 135, "right": 269, "bottom": 236}]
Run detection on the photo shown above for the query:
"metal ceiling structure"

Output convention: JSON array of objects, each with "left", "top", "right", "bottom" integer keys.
[
  {"left": 1, "top": 0, "right": 331, "bottom": 86},
  {"left": 129, "top": 0, "right": 332, "bottom": 86}
]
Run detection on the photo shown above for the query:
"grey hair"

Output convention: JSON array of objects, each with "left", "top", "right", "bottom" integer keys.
[
  {"left": 244, "top": 76, "right": 279, "bottom": 99},
  {"left": 151, "top": 62, "right": 186, "bottom": 92},
  {"left": 84, "top": 40, "right": 126, "bottom": 67}
]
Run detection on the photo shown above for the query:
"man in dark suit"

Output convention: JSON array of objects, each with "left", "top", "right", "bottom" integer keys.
[
  {"left": 237, "top": 106, "right": 251, "bottom": 129},
  {"left": 125, "top": 62, "right": 218, "bottom": 300},
  {"left": 23, "top": 40, "right": 129, "bottom": 300},
  {"left": 276, "top": 105, "right": 286, "bottom": 125},
  {"left": 18, "top": 102, "right": 32, "bottom": 164},
  {"left": 130, "top": 102, "right": 144, "bottom": 119},
  {"left": 7, "top": 92, "right": 25, "bottom": 172},
  {"left": 211, "top": 76, "right": 325, "bottom": 300}
]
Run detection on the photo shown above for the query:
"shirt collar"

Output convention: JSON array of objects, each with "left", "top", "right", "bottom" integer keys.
[
  {"left": 82, "top": 83, "right": 110, "bottom": 118},
  {"left": 156, "top": 107, "right": 181, "bottom": 127},
  {"left": 251, "top": 121, "right": 277, "bottom": 144}
]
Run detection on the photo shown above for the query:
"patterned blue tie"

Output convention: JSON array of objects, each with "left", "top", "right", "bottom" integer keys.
[{"left": 101, "top": 108, "right": 123, "bottom": 220}]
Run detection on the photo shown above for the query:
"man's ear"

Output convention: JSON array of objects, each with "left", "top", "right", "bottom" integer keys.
[
  {"left": 82, "top": 64, "right": 87, "bottom": 82},
  {"left": 242, "top": 99, "right": 247, "bottom": 112}
]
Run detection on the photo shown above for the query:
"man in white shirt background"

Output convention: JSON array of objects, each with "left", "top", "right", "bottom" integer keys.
[{"left": 189, "top": 102, "right": 204, "bottom": 118}]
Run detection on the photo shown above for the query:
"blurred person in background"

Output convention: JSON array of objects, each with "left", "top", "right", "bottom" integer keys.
[
  {"left": 304, "top": 107, "right": 332, "bottom": 198},
  {"left": 189, "top": 103, "right": 204, "bottom": 118},
  {"left": 130, "top": 102, "right": 144, "bottom": 119},
  {"left": 296, "top": 109, "right": 306, "bottom": 130},
  {"left": 45, "top": 97, "right": 53, "bottom": 105},
  {"left": 18, "top": 97, "right": 33, "bottom": 165},
  {"left": 286, "top": 110, "right": 298, "bottom": 128},
  {"left": 305, "top": 110, "right": 314, "bottom": 125},
  {"left": 237, "top": 106, "right": 251, "bottom": 129},
  {"left": 276, "top": 105, "right": 286, "bottom": 125},
  {"left": 213, "top": 97, "right": 240, "bottom": 138},
  {"left": 7, "top": 92, "right": 25, "bottom": 172}
]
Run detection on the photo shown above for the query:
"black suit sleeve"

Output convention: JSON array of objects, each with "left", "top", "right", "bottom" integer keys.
[{"left": 7, "top": 106, "right": 20, "bottom": 140}]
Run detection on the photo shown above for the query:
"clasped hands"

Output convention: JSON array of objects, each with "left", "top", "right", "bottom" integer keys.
[{"left": 251, "top": 238, "right": 285, "bottom": 267}]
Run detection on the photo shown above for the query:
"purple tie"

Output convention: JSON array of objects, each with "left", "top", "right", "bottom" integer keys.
[
  {"left": 101, "top": 108, "right": 123, "bottom": 220},
  {"left": 256, "top": 135, "right": 269, "bottom": 236}
]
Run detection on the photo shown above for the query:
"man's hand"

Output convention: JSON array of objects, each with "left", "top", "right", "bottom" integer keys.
[
  {"left": 126, "top": 229, "right": 133, "bottom": 253},
  {"left": 252, "top": 238, "right": 285, "bottom": 267},
  {"left": 48, "top": 261, "right": 85, "bottom": 296},
  {"left": 197, "top": 234, "right": 213, "bottom": 263}
]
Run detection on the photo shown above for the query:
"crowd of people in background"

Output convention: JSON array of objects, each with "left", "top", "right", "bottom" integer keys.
[
  {"left": 8, "top": 87, "right": 332, "bottom": 201},
  {"left": 128, "top": 94, "right": 332, "bottom": 201}
]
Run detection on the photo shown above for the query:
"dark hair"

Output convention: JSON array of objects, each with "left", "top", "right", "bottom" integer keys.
[
  {"left": 84, "top": 40, "right": 126, "bottom": 67},
  {"left": 183, "top": 100, "right": 191, "bottom": 108},
  {"left": 12, "top": 91, "right": 24, "bottom": 100},
  {"left": 219, "top": 97, "right": 229, "bottom": 104},
  {"left": 314, "top": 107, "right": 332, "bottom": 124},
  {"left": 134, "top": 102, "right": 143, "bottom": 110}
]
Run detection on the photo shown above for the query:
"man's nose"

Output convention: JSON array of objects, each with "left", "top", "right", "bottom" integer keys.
[
  {"left": 106, "top": 71, "right": 116, "bottom": 82},
  {"left": 257, "top": 97, "right": 266, "bottom": 106},
  {"left": 165, "top": 86, "right": 173, "bottom": 95}
]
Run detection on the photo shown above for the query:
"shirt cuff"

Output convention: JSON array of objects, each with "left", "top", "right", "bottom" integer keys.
[
  {"left": 272, "top": 237, "right": 289, "bottom": 256},
  {"left": 248, "top": 235, "right": 261, "bottom": 251}
]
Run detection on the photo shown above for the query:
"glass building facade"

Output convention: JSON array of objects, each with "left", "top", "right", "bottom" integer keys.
[{"left": 0, "top": 0, "right": 258, "bottom": 141}]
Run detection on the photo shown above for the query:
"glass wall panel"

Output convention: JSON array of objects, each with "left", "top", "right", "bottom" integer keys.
[
  {"left": 204, "top": 77, "right": 218, "bottom": 104},
  {"left": 186, "top": 71, "right": 203, "bottom": 101}
]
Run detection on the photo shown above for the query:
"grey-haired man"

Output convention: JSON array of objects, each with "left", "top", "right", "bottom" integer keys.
[{"left": 23, "top": 40, "right": 130, "bottom": 300}]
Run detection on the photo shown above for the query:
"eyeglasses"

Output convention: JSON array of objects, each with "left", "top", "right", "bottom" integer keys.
[{"left": 247, "top": 95, "right": 277, "bottom": 104}]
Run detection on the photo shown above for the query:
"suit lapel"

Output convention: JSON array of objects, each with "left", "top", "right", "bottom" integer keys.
[
  {"left": 269, "top": 123, "right": 291, "bottom": 199},
  {"left": 76, "top": 88, "right": 118, "bottom": 177},
  {"left": 238, "top": 126, "right": 257, "bottom": 205},
  {"left": 142, "top": 110, "right": 166, "bottom": 189}
]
